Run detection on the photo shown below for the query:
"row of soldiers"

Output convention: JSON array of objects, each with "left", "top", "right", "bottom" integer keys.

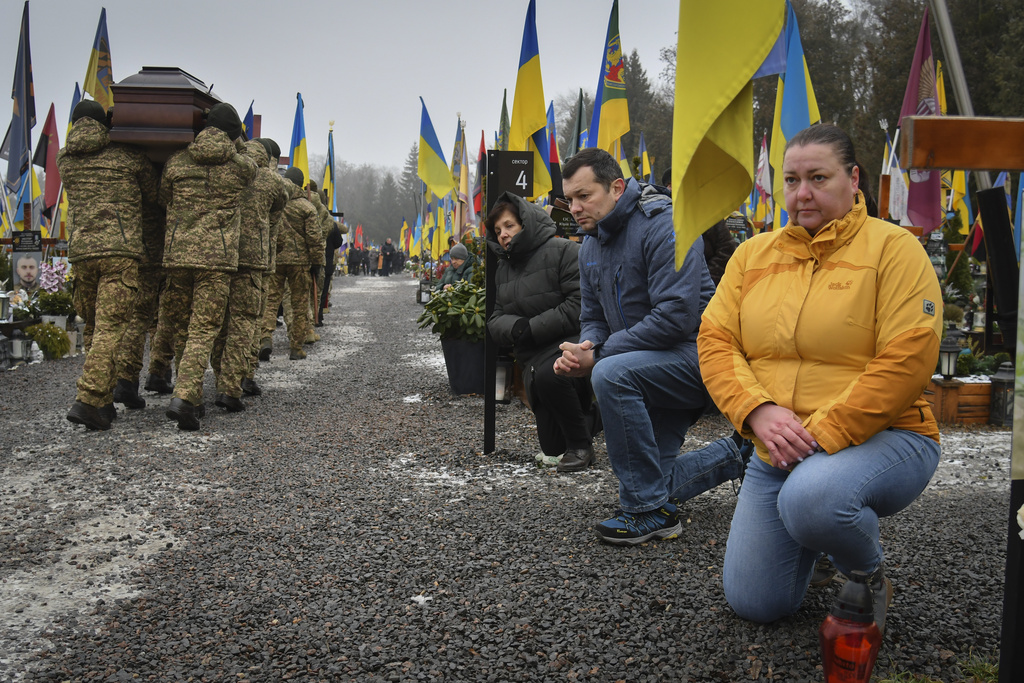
[{"left": 58, "top": 100, "right": 340, "bottom": 432}]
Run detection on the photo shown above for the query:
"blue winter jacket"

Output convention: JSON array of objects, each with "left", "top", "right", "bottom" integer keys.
[{"left": 578, "top": 178, "right": 715, "bottom": 359}]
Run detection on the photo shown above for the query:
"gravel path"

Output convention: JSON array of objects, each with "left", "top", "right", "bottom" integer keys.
[{"left": 0, "top": 274, "right": 1011, "bottom": 682}]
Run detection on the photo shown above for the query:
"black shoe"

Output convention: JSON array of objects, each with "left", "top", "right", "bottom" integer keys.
[
  {"left": 144, "top": 372, "right": 174, "bottom": 394},
  {"left": 166, "top": 397, "right": 201, "bottom": 431},
  {"left": 314, "top": 320, "right": 324, "bottom": 327},
  {"left": 241, "top": 378, "right": 262, "bottom": 396},
  {"left": 868, "top": 566, "right": 894, "bottom": 636},
  {"left": 810, "top": 555, "right": 838, "bottom": 588},
  {"left": 557, "top": 446, "right": 595, "bottom": 473},
  {"left": 215, "top": 393, "right": 246, "bottom": 412},
  {"left": 67, "top": 401, "right": 111, "bottom": 431},
  {"left": 113, "top": 378, "right": 146, "bottom": 409},
  {"left": 258, "top": 339, "right": 273, "bottom": 362},
  {"left": 100, "top": 403, "right": 117, "bottom": 422}
]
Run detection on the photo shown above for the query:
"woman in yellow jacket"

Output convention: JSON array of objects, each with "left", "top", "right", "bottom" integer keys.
[{"left": 698, "top": 124, "right": 942, "bottom": 634}]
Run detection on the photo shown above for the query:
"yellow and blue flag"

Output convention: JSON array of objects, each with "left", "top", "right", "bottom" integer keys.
[
  {"left": 768, "top": 0, "right": 820, "bottom": 226},
  {"left": 289, "top": 93, "right": 309, "bottom": 187},
  {"left": 83, "top": 8, "right": 114, "bottom": 111},
  {"left": 510, "top": 0, "right": 552, "bottom": 199},
  {"left": 638, "top": 132, "right": 652, "bottom": 183},
  {"left": 587, "top": 0, "right": 629, "bottom": 153},
  {"left": 672, "top": 0, "right": 785, "bottom": 269},
  {"left": 5, "top": 2, "right": 35, "bottom": 194},
  {"left": 418, "top": 97, "right": 454, "bottom": 202},
  {"left": 242, "top": 100, "right": 255, "bottom": 141}
]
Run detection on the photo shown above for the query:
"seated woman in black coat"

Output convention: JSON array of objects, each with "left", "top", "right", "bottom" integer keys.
[{"left": 486, "top": 192, "right": 597, "bottom": 472}]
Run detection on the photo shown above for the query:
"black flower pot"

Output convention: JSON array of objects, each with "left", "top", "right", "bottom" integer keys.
[{"left": 440, "top": 338, "right": 485, "bottom": 395}]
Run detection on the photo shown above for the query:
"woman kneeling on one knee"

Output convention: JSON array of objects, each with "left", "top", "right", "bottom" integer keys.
[
  {"left": 486, "top": 193, "right": 597, "bottom": 473},
  {"left": 697, "top": 123, "right": 942, "bottom": 634}
]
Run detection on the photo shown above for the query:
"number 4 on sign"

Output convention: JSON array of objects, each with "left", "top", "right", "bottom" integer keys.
[{"left": 516, "top": 170, "right": 528, "bottom": 190}]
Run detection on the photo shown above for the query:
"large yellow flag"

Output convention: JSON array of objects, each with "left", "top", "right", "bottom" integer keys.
[{"left": 672, "top": 0, "right": 785, "bottom": 269}]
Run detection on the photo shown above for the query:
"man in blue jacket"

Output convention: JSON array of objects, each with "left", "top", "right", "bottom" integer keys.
[{"left": 554, "top": 148, "right": 746, "bottom": 546}]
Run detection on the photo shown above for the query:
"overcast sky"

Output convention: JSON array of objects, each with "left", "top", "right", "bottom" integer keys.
[{"left": 2, "top": 0, "right": 680, "bottom": 177}]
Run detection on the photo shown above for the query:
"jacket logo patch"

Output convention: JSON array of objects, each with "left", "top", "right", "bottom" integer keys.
[
  {"left": 828, "top": 280, "right": 853, "bottom": 290},
  {"left": 923, "top": 299, "right": 935, "bottom": 316}
]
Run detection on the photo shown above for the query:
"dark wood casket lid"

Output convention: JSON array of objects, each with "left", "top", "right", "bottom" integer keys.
[{"left": 109, "top": 66, "right": 223, "bottom": 163}]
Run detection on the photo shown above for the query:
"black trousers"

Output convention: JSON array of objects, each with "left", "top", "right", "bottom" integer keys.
[
  {"left": 528, "top": 351, "right": 594, "bottom": 457},
  {"left": 318, "top": 268, "right": 334, "bottom": 323}
]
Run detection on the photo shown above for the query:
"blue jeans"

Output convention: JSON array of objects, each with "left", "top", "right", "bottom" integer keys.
[
  {"left": 722, "top": 428, "right": 940, "bottom": 623},
  {"left": 592, "top": 346, "right": 743, "bottom": 513}
]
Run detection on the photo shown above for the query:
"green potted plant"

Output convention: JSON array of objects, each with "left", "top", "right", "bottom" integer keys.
[
  {"left": 417, "top": 279, "right": 486, "bottom": 394},
  {"left": 37, "top": 290, "right": 75, "bottom": 329},
  {"left": 25, "top": 321, "right": 71, "bottom": 360}
]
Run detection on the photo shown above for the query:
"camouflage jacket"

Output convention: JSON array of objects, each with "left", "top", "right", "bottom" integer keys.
[
  {"left": 308, "top": 190, "right": 335, "bottom": 242},
  {"left": 160, "top": 127, "right": 257, "bottom": 272},
  {"left": 237, "top": 140, "right": 288, "bottom": 271},
  {"left": 56, "top": 118, "right": 160, "bottom": 264},
  {"left": 276, "top": 183, "right": 323, "bottom": 267}
]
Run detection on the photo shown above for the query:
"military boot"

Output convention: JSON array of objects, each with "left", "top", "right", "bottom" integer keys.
[
  {"left": 241, "top": 378, "right": 262, "bottom": 396},
  {"left": 289, "top": 348, "right": 307, "bottom": 360},
  {"left": 215, "top": 393, "right": 246, "bottom": 412},
  {"left": 113, "top": 379, "right": 146, "bottom": 409},
  {"left": 258, "top": 338, "right": 273, "bottom": 362},
  {"left": 67, "top": 401, "right": 111, "bottom": 431},
  {"left": 144, "top": 369, "right": 174, "bottom": 394},
  {"left": 166, "top": 397, "right": 201, "bottom": 431}
]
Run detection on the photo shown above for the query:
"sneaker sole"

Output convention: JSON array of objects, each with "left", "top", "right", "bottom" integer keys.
[{"left": 597, "top": 521, "right": 683, "bottom": 546}]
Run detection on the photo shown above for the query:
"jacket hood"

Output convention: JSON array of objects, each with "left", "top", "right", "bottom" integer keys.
[
  {"left": 595, "top": 178, "right": 671, "bottom": 244},
  {"left": 486, "top": 191, "right": 557, "bottom": 260},
  {"left": 65, "top": 118, "right": 110, "bottom": 156},
  {"left": 188, "top": 127, "right": 236, "bottom": 165}
]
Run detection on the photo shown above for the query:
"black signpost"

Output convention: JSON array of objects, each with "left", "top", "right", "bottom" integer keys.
[{"left": 484, "top": 150, "right": 532, "bottom": 454}]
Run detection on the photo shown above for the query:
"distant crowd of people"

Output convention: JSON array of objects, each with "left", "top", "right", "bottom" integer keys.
[{"left": 346, "top": 238, "right": 405, "bottom": 276}]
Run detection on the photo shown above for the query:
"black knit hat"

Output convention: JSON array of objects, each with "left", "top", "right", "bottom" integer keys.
[
  {"left": 206, "top": 103, "right": 243, "bottom": 140},
  {"left": 72, "top": 100, "right": 107, "bottom": 125},
  {"left": 257, "top": 138, "right": 278, "bottom": 161},
  {"left": 284, "top": 167, "right": 305, "bottom": 187}
]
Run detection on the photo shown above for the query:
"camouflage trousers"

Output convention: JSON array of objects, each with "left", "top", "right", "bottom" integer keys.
[
  {"left": 261, "top": 265, "right": 311, "bottom": 352},
  {"left": 211, "top": 268, "right": 262, "bottom": 398},
  {"left": 246, "top": 272, "right": 273, "bottom": 379},
  {"left": 72, "top": 257, "right": 139, "bottom": 407},
  {"left": 115, "top": 264, "right": 164, "bottom": 384},
  {"left": 148, "top": 276, "right": 186, "bottom": 382},
  {"left": 161, "top": 268, "right": 231, "bottom": 406}
]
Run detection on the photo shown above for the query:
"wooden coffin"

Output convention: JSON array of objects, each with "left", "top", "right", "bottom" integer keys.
[{"left": 109, "top": 66, "right": 222, "bottom": 164}]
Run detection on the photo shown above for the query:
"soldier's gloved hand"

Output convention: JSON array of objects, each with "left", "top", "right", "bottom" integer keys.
[{"left": 309, "top": 265, "right": 322, "bottom": 280}]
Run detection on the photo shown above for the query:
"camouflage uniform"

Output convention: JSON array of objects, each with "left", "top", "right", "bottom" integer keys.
[
  {"left": 251, "top": 174, "right": 288, "bottom": 375},
  {"left": 211, "top": 140, "right": 287, "bottom": 398},
  {"left": 260, "top": 182, "right": 322, "bottom": 354},
  {"left": 158, "top": 126, "right": 256, "bottom": 406},
  {"left": 57, "top": 117, "right": 159, "bottom": 409},
  {"left": 115, "top": 201, "right": 167, "bottom": 386}
]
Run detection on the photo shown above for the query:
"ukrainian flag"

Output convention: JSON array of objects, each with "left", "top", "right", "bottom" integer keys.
[
  {"left": 510, "top": 0, "right": 552, "bottom": 199},
  {"left": 418, "top": 97, "right": 454, "bottom": 202},
  {"left": 289, "top": 93, "right": 309, "bottom": 187},
  {"left": 672, "top": 0, "right": 785, "bottom": 269},
  {"left": 83, "top": 8, "right": 114, "bottom": 111},
  {"left": 588, "top": 0, "right": 630, "bottom": 153},
  {"left": 242, "top": 100, "right": 255, "bottom": 141},
  {"left": 638, "top": 132, "right": 652, "bottom": 183},
  {"left": 768, "top": 0, "right": 820, "bottom": 226}
]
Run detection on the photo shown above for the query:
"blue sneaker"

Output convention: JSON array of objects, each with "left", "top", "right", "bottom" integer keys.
[{"left": 595, "top": 503, "right": 682, "bottom": 546}]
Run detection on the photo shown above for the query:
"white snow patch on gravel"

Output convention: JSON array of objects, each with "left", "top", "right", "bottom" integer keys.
[
  {"left": 403, "top": 394, "right": 422, "bottom": 403},
  {"left": 403, "top": 351, "right": 446, "bottom": 375}
]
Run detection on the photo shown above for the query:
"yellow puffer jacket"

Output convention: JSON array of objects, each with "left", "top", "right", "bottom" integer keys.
[{"left": 698, "top": 193, "right": 942, "bottom": 462}]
